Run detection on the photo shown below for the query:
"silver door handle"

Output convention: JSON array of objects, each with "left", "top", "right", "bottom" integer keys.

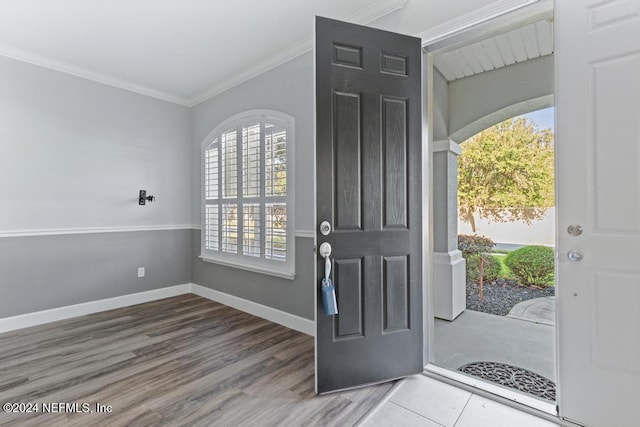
[
  {"left": 567, "top": 250, "right": 583, "bottom": 262},
  {"left": 319, "top": 242, "right": 332, "bottom": 280},
  {"left": 319, "top": 241, "right": 337, "bottom": 316},
  {"left": 319, "top": 242, "right": 332, "bottom": 258}
]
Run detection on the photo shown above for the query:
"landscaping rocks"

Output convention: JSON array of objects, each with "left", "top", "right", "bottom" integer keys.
[{"left": 466, "top": 280, "right": 555, "bottom": 316}]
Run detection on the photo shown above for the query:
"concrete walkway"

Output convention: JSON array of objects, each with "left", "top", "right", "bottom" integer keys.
[
  {"left": 507, "top": 296, "right": 556, "bottom": 326},
  {"left": 434, "top": 310, "right": 556, "bottom": 381}
]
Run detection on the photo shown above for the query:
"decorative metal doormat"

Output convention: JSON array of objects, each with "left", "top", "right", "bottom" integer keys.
[{"left": 458, "top": 361, "right": 556, "bottom": 401}]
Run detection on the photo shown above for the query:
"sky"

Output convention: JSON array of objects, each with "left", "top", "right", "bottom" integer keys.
[{"left": 520, "top": 106, "right": 554, "bottom": 131}]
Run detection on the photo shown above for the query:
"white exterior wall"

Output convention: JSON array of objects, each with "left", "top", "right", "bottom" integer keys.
[{"left": 458, "top": 208, "right": 555, "bottom": 246}]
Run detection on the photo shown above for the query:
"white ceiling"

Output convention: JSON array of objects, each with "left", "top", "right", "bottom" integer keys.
[
  {"left": 434, "top": 18, "right": 554, "bottom": 82},
  {"left": 0, "top": 0, "right": 406, "bottom": 106}
]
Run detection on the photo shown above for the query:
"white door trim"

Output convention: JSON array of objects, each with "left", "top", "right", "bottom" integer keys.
[{"left": 416, "top": 0, "right": 546, "bottom": 46}]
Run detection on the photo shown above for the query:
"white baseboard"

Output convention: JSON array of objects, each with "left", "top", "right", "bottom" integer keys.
[
  {"left": 0, "top": 283, "right": 315, "bottom": 337},
  {"left": 190, "top": 283, "right": 315, "bottom": 336},
  {"left": 0, "top": 284, "right": 191, "bottom": 334}
]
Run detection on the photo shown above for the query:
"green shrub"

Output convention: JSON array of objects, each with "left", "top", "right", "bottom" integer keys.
[
  {"left": 504, "top": 245, "right": 555, "bottom": 286},
  {"left": 466, "top": 255, "right": 501, "bottom": 283}
]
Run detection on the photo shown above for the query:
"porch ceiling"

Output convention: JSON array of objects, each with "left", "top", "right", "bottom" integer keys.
[{"left": 433, "top": 18, "right": 554, "bottom": 82}]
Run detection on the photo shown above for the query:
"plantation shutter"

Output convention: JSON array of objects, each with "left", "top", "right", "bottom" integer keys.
[{"left": 201, "top": 112, "right": 293, "bottom": 277}]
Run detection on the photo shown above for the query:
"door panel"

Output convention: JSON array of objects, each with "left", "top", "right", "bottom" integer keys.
[
  {"left": 382, "top": 96, "right": 408, "bottom": 229},
  {"left": 592, "top": 55, "right": 640, "bottom": 233},
  {"left": 333, "top": 91, "right": 362, "bottom": 231},
  {"left": 334, "top": 258, "right": 364, "bottom": 339},
  {"left": 382, "top": 255, "right": 409, "bottom": 332},
  {"left": 556, "top": 1, "right": 640, "bottom": 425},
  {"left": 591, "top": 272, "right": 640, "bottom": 373},
  {"left": 315, "top": 17, "right": 422, "bottom": 393}
]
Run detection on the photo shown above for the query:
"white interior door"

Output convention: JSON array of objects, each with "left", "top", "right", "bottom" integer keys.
[{"left": 556, "top": 1, "right": 640, "bottom": 426}]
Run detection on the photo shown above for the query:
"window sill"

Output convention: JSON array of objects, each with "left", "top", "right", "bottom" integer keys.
[{"left": 198, "top": 255, "right": 296, "bottom": 280}]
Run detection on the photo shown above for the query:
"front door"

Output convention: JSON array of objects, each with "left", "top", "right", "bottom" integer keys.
[
  {"left": 556, "top": 1, "right": 640, "bottom": 426},
  {"left": 315, "top": 17, "right": 423, "bottom": 393}
]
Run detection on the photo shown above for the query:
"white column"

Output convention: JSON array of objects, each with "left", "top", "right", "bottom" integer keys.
[{"left": 432, "top": 139, "right": 466, "bottom": 320}]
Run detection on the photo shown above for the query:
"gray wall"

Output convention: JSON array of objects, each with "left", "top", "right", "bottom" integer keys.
[
  {"left": 190, "top": 53, "right": 315, "bottom": 320},
  {"left": 0, "top": 51, "right": 318, "bottom": 320},
  {"left": 0, "top": 230, "right": 191, "bottom": 317},
  {"left": 0, "top": 56, "right": 193, "bottom": 318},
  {"left": 0, "top": 56, "right": 192, "bottom": 230}
]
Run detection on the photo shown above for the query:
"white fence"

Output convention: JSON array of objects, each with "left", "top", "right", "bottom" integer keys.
[{"left": 457, "top": 208, "right": 555, "bottom": 246}]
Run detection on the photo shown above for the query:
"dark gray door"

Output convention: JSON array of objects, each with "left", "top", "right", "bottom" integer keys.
[{"left": 315, "top": 17, "right": 423, "bottom": 394}]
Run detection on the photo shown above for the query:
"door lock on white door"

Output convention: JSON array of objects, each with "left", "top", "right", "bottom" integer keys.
[{"left": 567, "top": 250, "right": 584, "bottom": 262}]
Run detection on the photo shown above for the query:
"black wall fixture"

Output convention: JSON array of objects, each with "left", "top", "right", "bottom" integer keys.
[{"left": 138, "top": 190, "right": 156, "bottom": 205}]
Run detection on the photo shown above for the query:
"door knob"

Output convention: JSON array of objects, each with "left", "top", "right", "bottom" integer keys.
[
  {"left": 319, "top": 242, "right": 332, "bottom": 258},
  {"left": 567, "top": 250, "right": 584, "bottom": 262}
]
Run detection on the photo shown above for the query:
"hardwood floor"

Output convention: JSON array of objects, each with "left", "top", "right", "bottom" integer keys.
[{"left": 0, "top": 294, "right": 392, "bottom": 426}]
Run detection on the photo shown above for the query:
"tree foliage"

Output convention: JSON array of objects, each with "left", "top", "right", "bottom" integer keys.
[{"left": 458, "top": 117, "right": 555, "bottom": 231}]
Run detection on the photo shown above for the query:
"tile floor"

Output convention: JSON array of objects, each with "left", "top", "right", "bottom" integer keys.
[{"left": 363, "top": 375, "right": 561, "bottom": 427}]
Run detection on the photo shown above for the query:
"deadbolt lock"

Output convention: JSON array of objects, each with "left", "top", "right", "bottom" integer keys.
[
  {"left": 567, "top": 224, "right": 583, "bottom": 236},
  {"left": 319, "top": 221, "right": 332, "bottom": 236}
]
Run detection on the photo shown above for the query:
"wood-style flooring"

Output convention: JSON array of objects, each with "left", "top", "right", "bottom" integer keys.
[{"left": 0, "top": 294, "right": 392, "bottom": 426}]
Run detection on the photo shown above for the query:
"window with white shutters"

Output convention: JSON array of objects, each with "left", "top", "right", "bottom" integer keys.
[{"left": 201, "top": 110, "right": 295, "bottom": 279}]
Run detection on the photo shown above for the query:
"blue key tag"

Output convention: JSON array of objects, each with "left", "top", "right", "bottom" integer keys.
[{"left": 322, "top": 277, "right": 338, "bottom": 315}]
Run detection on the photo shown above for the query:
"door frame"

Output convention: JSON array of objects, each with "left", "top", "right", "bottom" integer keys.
[{"left": 418, "top": 0, "right": 560, "bottom": 417}]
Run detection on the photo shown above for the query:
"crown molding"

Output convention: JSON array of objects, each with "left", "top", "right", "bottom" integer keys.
[
  {"left": 0, "top": 42, "right": 192, "bottom": 107},
  {"left": 189, "top": 0, "right": 408, "bottom": 106},
  {"left": 0, "top": 0, "right": 406, "bottom": 108}
]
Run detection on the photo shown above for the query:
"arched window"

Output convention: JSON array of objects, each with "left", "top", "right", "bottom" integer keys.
[{"left": 200, "top": 110, "right": 295, "bottom": 278}]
